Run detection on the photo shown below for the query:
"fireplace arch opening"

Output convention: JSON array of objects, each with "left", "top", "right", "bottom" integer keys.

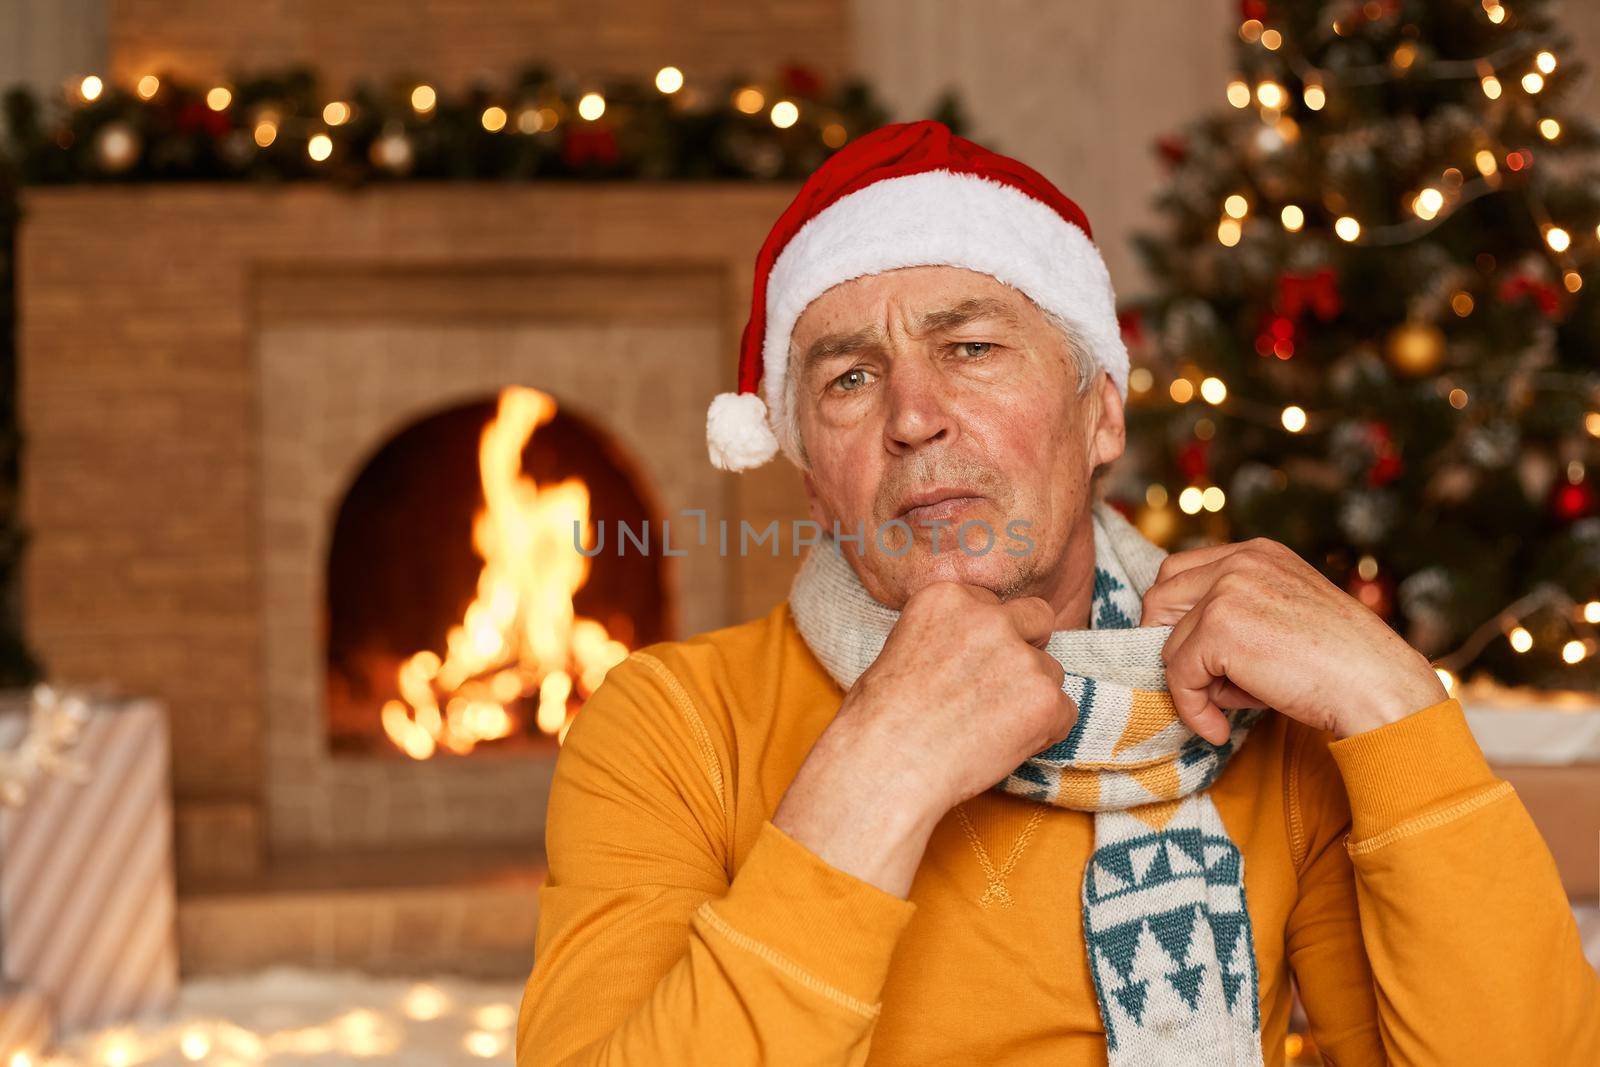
[{"left": 324, "top": 387, "right": 668, "bottom": 758}]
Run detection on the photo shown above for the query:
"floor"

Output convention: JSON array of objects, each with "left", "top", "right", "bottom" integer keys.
[{"left": 45, "top": 968, "right": 524, "bottom": 1066}]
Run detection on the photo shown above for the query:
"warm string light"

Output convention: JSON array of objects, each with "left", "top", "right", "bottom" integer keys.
[{"left": 1434, "top": 584, "right": 1600, "bottom": 677}]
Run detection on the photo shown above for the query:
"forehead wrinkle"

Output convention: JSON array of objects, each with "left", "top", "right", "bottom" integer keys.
[
  {"left": 911, "top": 296, "right": 1023, "bottom": 335},
  {"left": 799, "top": 323, "right": 886, "bottom": 372}
]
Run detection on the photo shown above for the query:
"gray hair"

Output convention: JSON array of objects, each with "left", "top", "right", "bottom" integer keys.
[{"left": 785, "top": 311, "right": 1100, "bottom": 470}]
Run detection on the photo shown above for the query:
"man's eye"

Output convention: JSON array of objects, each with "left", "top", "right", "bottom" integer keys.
[
  {"left": 833, "top": 368, "right": 872, "bottom": 392},
  {"left": 955, "top": 342, "right": 993, "bottom": 358}
]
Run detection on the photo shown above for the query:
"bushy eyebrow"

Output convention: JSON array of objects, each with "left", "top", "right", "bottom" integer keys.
[{"left": 798, "top": 296, "right": 1022, "bottom": 372}]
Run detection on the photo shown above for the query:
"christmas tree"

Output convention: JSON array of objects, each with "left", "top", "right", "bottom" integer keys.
[{"left": 1119, "top": 0, "right": 1600, "bottom": 693}]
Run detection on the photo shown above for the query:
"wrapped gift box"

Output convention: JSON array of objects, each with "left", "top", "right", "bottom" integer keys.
[
  {"left": 1460, "top": 678, "right": 1600, "bottom": 902},
  {"left": 0, "top": 694, "right": 179, "bottom": 1035}
]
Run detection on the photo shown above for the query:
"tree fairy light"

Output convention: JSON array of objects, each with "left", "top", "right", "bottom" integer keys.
[
  {"left": 1481, "top": 74, "right": 1502, "bottom": 99},
  {"left": 481, "top": 106, "right": 508, "bottom": 132},
  {"left": 1334, "top": 215, "right": 1361, "bottom": 242},
  {"left": 577, "top": 92, "right": 606, "bottom": 120},
  {"left": 206, "top": 86, "right": 232, "bottom": 111},
  {"left": 1585, "top": 600, "right": 1600, "bottom": 624},
  {"left": 1509, "top": 626, "right": 1534, "bottom": 653},
  {"left": 1200, "top": 376, "right": 1227, "bottom": 404},
  {"left": 1303, "top": 82, "right": 1326, "bottom": 110},
  {"left": 1281, "top": 405, "right": 1307, "bottom": 432},
  {"left": 1412, "top": 187, "right": 1444, "bottom": 220},
  {"left": 410, "top": 84, "right": 436, "bottom": 113},
  {"left": 1539, "top": 117, "right": 1561, "bottom": 140},
  {"left": 1217, "top": 217, "right": 1242, "bottom": 246},
  {"left": 1255, "top": 80, "right": 1286, "bottom": 109},
  {"left": 307, "top": 133, "right": 333, "bottom": 161},
  {"left": 654, "top": 66, "right": 684, "bottom": 94},
  {"left": 1562, "top": 639, "right": 1587, "bottom": 664},
  {"left": 770, "top": 100, "right": 799, "bottom": 128},
  {"left": 1535, "top": 50, "right": 1557, "bottom": 74},
  {"left": 1522, "top": 71, "right": 1545, "bottom": 93},
  {"left": 1226, "top": 79, "right": 1252, "bottom": 108},
  {"left": 1224, "top": 194, "right": 1249, "bottom": 219},
  {"left": 1545, "top": 226, "right": 1571, "bottom": 253},
  {"left": 734, "top": 87, "right": 765, "bottom": 114},
  {"left": 323, "top": 100, "right": 351, "bottom": 125},
  {"left": 135, "top": 74, "right": 159, "bottom": 99},
  {"left": 1178, "top": 486, "right": 1205, "bottom": 514}
]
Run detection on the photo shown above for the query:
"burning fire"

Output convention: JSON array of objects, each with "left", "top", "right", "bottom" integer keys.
[{"left": 381, "top": 387, "right": 629, "bottom": 759}]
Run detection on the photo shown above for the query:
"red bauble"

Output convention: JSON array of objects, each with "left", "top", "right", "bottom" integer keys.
[
  {"left": 1155, "top": 133, "right": 1189, "bottom": 167},
  {"left": 1347, "top": 572, "right": 1395, "bottom": 618},
  {"left": 1552, "top": 479, "right": 1598, "bottom": 522},
  {"left": 1239, "top": 0, "right": 1269, "bottom": 22},
  {"left": 1176, "top": 439, "right": 1210, "bottom": 483},
  {"left": 1275, "top": 266, "right": 1342, "bottom": 321},
  {"left": 1365, "top": 422, "right": 1403, "bottom": 487},
  {"left": 1499, "top": 274, "right": 1565, "bottom": 319}
]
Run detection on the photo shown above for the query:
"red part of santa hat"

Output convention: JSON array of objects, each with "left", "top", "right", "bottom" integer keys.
[{"left": 706, "top": 119, "right": 1128, "bottom": 471}]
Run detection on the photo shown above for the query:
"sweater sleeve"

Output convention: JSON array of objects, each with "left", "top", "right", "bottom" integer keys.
[
  {"left": 515, "top": 651, "right": 918, "bottom": 1066},
  {"left": 1290, "top": 695, "right": 1600, "bottom": 1066}
]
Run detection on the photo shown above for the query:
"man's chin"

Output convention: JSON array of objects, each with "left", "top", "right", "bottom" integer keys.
[{"left": 867, "top": 547, "right": 1038, "bottom": 606}]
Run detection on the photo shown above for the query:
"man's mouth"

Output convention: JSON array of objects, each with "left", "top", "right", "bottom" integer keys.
[{"left": 895, "top": 488, "right": 989, "bottom": 526}]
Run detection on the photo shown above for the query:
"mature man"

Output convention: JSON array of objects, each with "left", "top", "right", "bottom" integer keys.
[{"left": 518, "top": 121, "right": 1600, "bottom": 1065}]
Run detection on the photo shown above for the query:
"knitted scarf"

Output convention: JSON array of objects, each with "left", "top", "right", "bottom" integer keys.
[{"left": 787, "top": 501, "right": 1267, "bottom": 1066}]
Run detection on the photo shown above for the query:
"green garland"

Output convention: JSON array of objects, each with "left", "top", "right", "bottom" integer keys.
[{"left": 0, "top": 63, "right": 965, "bottom": 688}]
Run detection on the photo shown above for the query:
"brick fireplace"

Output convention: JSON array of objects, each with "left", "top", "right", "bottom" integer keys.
[{"left": 17, "top": 184, "right": 809, "bottom": 899}]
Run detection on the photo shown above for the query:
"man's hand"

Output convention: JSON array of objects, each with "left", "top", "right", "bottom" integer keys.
[
  {"left": 1139, "top": 537, "right": 1449, "bottom": 744},
  {"left": 773, "top": 581, "right": 1078, "bottom": 897}
]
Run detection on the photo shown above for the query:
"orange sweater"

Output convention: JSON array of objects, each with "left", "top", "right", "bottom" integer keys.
[{"left": 517, "top": 601, "right": 1600, "bottom": 1065}]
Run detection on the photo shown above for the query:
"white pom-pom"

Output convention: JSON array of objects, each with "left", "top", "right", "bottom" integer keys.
[{"left": 706, "top": 391, "right": 780, "bottom": 471}]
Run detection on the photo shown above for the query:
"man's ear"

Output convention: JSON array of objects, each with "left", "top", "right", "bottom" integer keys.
[{"left": 1087, "top": 370, "right": 1127, "bottom": 471}]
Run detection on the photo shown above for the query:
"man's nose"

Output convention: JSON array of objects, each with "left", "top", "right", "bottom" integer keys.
[{"left": 882, "top": 357, "right": 956, "bottom": 456}]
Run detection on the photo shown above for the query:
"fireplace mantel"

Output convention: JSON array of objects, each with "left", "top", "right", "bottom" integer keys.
[{"left": 18, "top": 183, "right": 809, "bottom": 883}]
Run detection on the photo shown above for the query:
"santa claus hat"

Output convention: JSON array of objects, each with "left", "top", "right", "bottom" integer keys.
[{"left": 706, "top": 118, "right": 1129, "bottom": 471}]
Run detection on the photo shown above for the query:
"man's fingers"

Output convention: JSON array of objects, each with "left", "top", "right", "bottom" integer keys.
[
  {"left": 1141, "top": 557, "right": 1232, "bottom": 626},
  {"left": 1000, "top": 595, "right": 1056, "bottom": 647},
  {"left": 1161, "top": 606, "right": 1233, "bottom": 745}
]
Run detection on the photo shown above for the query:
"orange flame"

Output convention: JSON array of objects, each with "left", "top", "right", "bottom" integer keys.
[{"left": 381, "top": 387, "right": 629, "bottom": 758}]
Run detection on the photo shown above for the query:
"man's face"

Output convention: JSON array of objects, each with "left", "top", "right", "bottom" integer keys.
[{"left": 791, "top": 265, "right": 1126, "bottom": 609}]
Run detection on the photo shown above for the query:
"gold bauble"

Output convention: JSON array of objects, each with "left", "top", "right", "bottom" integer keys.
[
  {"left": 1385, "top": 321, "right": 1445, "bottom": 377},
  {"left": 1135, "top": 503, "right": 1178, "bottom": 546}
]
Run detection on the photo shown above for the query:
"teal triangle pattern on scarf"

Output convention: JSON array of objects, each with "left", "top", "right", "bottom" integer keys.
[{"left": 786, "top": 501, "right": 1266, "bottom": 1065}]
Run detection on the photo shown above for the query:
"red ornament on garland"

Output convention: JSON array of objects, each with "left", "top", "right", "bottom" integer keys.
[
  {"left": 779, "top": 64, "right": 826, "bottom": 99},
  {"left": 176, "top": 100, "right": 230, "bottom": 138},
  {"left": 562, "top": 127, "right": 620, "bottom": 168}
]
